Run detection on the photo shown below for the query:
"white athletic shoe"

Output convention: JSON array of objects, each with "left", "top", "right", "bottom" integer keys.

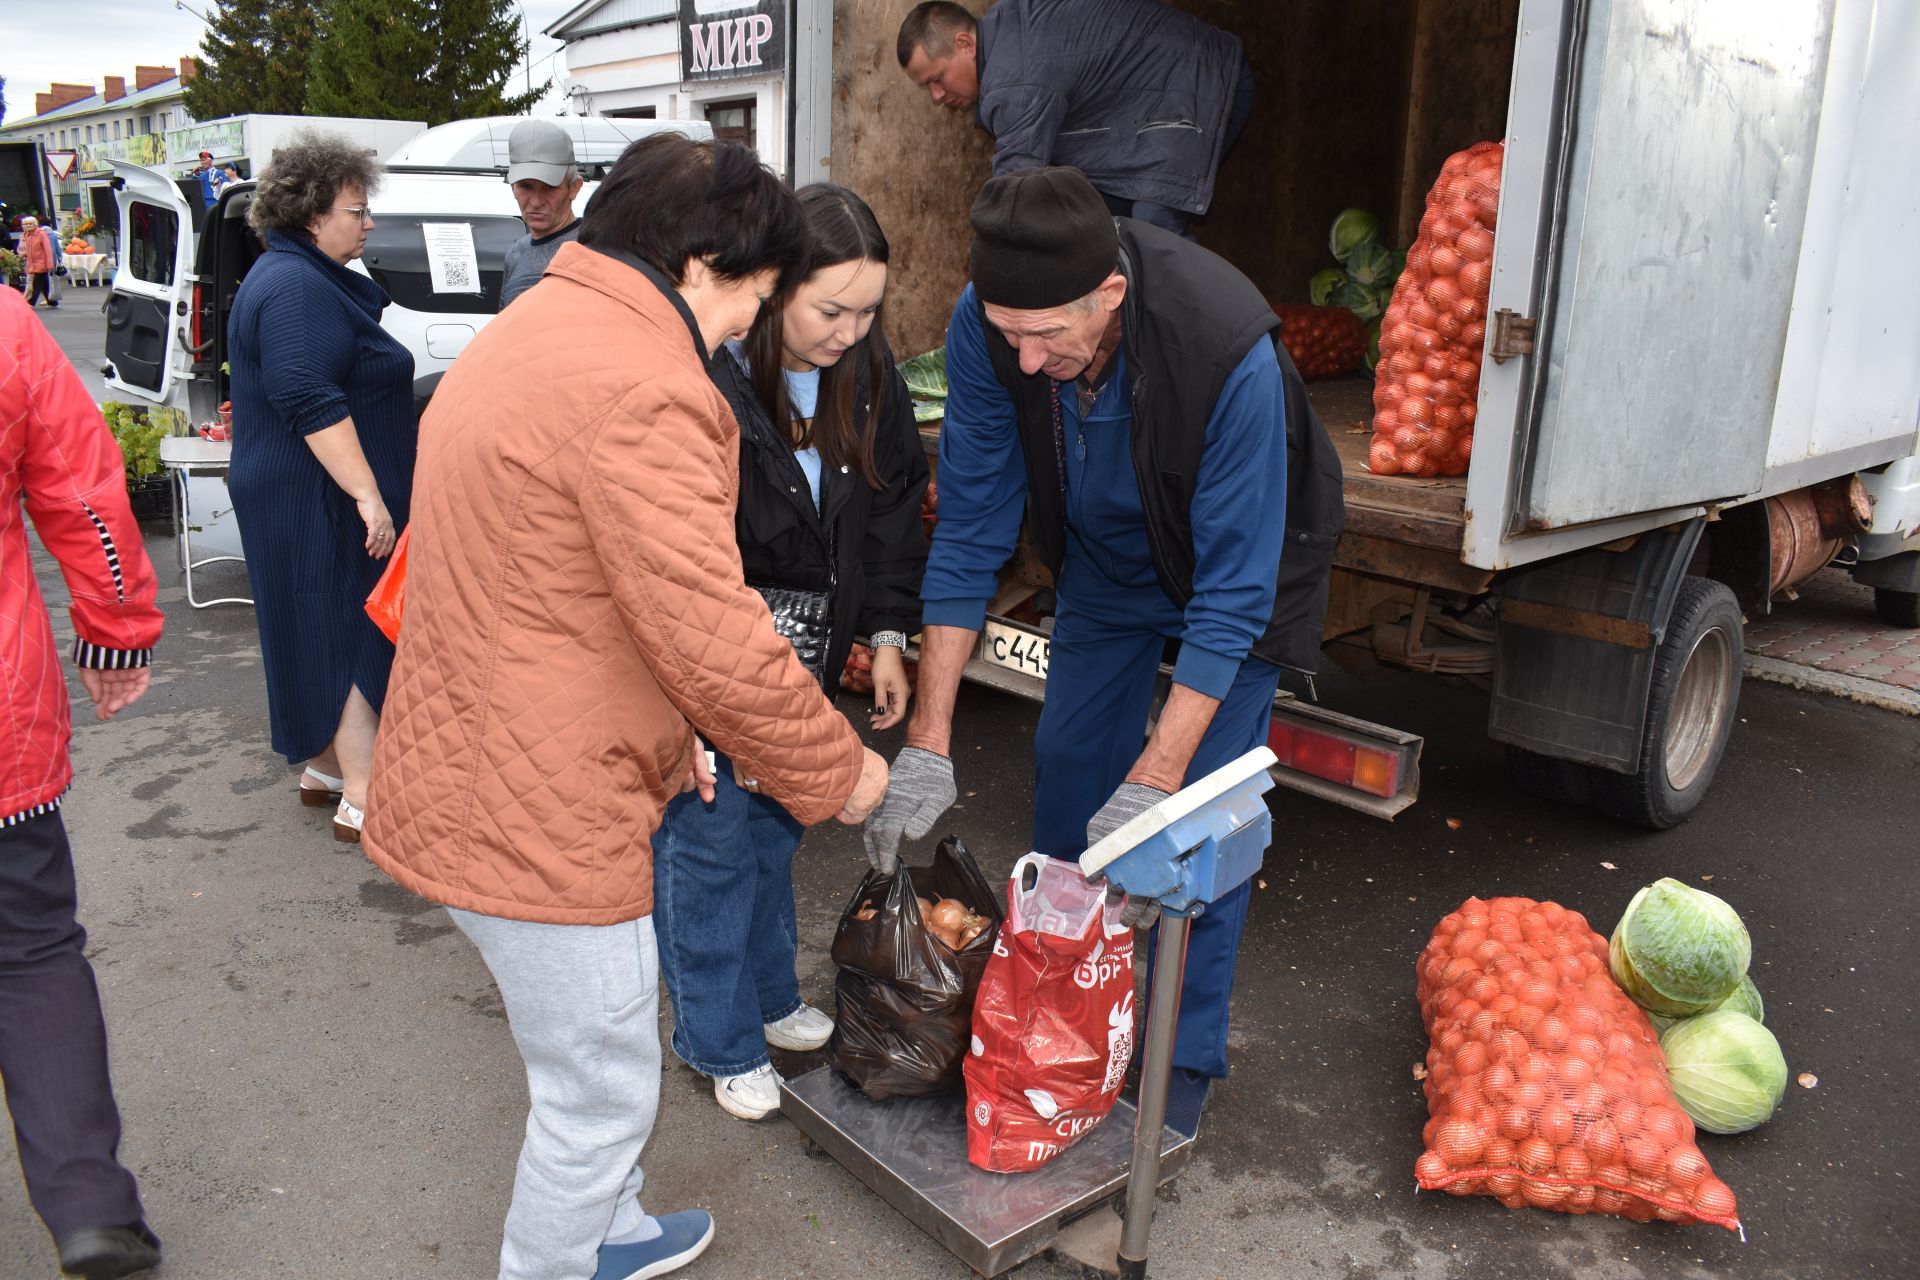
[
  {"left": 763, "top": 1003, "right": 835, "bottom": 1052},
  {"left": 713, "top": 1064, "right": 781, "bottom": 1121}
]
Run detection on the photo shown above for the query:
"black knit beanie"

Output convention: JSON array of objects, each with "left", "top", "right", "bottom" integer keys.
[{"left": 969, "top": 167, "right": 1119, "bottom": 309}]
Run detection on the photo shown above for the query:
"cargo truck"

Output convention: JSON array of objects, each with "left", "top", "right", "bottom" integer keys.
[{"left": 869, "top": 0, "right": 1920, "bottom": 828}]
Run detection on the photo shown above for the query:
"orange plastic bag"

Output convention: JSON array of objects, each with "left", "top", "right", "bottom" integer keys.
[
  {"left": 1370, "top": 140, "right": 1503, "bottom": 477},
  {"left": 1414, "top": 896, "right": 1741, "bottom": 1233},
  {"left": 364, "top": 527, "right": 410, "bottom": 643}
]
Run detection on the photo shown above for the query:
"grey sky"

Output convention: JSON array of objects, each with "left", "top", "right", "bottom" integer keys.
[{"left": 1, "top": 0, "right": 578, "bottom": 124}]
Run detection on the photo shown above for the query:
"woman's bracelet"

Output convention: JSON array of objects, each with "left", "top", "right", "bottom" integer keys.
[{"left": 869, "top": 630, "right": 908, "bottom": 651}]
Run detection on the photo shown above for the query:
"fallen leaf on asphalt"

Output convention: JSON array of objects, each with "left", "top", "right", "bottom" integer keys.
[
  {"left": 1445, "top": 817, "right": 1463, "bottom": 830},
  {"left": 1700, "top": 874, "right": 1714, "bottom": 881},
  {"left": 1798, "top": 1073, "right": 1819, "bottom": 1089},
  {"left": 1600, "top": 862, "right": 1617, "bottom": 871},
  {"left": 1257, "top": 879, "right": 1268, "bottom": 890},
  {"left": 1412, "top": 1062, "right": 1428, "bottom": 1080},
  {"left": 191, "top": 891, "right": 203, "bottom": 898}
]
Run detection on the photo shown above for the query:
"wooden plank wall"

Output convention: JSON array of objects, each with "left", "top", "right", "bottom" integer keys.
[
  {"left": 830, "top": 0, "right": 1518, "bottom": 357},
  {"left": 831, "top": 0, "right": 994, "bottom": 358}
]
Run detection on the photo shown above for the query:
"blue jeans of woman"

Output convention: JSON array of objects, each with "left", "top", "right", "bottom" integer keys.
[{"left": 651, "top": 750, "right": 808, "bottom": 1077}]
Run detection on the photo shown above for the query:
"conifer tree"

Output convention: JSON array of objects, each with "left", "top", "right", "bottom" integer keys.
[
  {"left": 306, "top": 0, "right": 544, "bottom": 125},
  {"left": 184, "top": 1, "right": 317, "bottom": 119}
]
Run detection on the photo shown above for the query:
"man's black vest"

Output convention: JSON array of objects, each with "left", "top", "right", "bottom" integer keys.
[{"left": 979, "top": 219, "right": 1346, "bottom": 674}]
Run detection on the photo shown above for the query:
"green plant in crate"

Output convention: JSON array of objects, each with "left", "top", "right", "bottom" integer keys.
[
  {"left": 102, "top": 401, "right": 169, "bottom": 481},
  {"left": 0, "top": 247, "right": 22, "bottom": 287}
]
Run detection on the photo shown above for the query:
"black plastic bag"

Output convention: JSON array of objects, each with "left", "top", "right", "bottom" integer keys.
[{"left": 827, "top": 835, "right": 1004, "bottom": 1100}]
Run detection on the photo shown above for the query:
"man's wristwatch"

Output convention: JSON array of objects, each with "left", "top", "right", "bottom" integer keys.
[{"left": 869, "top": 630, "right": 908, "bottom": 651}]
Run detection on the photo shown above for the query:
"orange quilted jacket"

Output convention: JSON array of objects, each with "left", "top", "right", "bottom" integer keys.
[{"left": 362, "top": 244, "right": 865, "bottom": 925}]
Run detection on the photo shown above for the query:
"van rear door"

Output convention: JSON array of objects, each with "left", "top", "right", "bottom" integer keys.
[{"left": 103, "top": 160, "right": 196, "bottom": 410}]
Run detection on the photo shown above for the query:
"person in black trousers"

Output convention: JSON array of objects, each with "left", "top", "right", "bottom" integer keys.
[{"left": 1, "top": 286, "right": 165, "bottom": 1277}]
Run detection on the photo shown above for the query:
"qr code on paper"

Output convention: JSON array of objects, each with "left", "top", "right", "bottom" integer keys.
[{"left": 443, "top": 259, "right": 473, "bottom": 289}]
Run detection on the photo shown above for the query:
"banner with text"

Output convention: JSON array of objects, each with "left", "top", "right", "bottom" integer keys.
[{"left": 680, "top": 0, "right": 786, "bottom": 83}]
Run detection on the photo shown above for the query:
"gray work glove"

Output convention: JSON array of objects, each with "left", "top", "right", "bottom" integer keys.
[
  {"left": 1088, "top": 782, "right": 1172, "bottom": 929},
  {"left": 861, "top": 746, "right": 957, "bottom": 876}
]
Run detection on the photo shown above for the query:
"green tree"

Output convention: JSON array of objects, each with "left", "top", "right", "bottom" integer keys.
[
  {"left": 306, "top": 0, "right": 544, "bottom": 126},
  {"left": 184, "top": 0, "right": 318, "bottom": 119}
]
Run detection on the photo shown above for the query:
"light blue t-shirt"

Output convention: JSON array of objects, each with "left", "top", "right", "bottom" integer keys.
[
  {"left": 785, "top": 365, "right": 824, "bottom": 513},
  {"left": 724, "top": 341, "right": 826, "bottom": 512}
]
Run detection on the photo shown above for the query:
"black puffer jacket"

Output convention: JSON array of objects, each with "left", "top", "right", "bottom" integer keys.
[{"left": 708, "top": 341, "right": 931, "bottom": 688}]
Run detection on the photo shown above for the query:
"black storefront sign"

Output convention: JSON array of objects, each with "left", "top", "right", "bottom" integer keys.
[{"left": 680, "top": 1, "right": 787, "bottom": 83}]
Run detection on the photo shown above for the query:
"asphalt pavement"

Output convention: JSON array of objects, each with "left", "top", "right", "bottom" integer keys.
[{"left": 5, "top": 304, "right": 1916, "bottom": 1280}]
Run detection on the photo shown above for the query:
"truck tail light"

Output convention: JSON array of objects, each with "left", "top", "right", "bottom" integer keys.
[
  {"left": 191, "top": 282, "right": 205, "bottom": 357},
  {"left": 1265, "top": 701, "right": 1422, "bottom": 819}
]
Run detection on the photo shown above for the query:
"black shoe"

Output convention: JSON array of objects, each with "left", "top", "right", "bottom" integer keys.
[{"left": 56, "top": 1221, "right": 161, "bottom": 1279}]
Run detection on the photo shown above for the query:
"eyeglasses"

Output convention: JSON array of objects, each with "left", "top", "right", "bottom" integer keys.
[{"left": 330, "top": 206, "right": 375, "bottom": 224}]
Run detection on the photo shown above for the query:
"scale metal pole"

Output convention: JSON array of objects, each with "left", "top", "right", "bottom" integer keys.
[{"left": 1117, "top": 914, "right": 1190, "bottom": 1279}]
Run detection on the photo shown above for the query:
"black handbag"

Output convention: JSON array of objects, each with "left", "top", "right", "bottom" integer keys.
[
  {"left": 751, "top": 522, "right": 836, "bottom": 687},
  {"left": 751, "top": 581, "right": 833, "bottom": 682}
]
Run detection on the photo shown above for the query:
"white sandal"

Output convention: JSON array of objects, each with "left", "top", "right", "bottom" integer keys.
[
  {"left": 333, "top": 797, "right": 365, "bottom": 844},
  {"left": 301, "top": 766, "right": 345, "bottom": 808}
]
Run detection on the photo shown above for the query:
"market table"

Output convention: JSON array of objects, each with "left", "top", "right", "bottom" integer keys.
[
  {"left": 158, "top": 435, "right": 252, "bottom": 608},
  {"left": 63, "top": 253, "right": 111, "bottom": 286}
]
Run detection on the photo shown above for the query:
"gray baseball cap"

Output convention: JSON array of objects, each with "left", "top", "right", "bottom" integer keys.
[{"left": 506, "top": 120, "right": 576, "bottom": 186}]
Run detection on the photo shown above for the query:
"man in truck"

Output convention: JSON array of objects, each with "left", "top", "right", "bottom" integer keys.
[
  {"left": 862, "top": 167, "right": 1343, "bottom": 1134},
  {"left": 896, "top": 0, "right": 1255, "bottom": 237}
]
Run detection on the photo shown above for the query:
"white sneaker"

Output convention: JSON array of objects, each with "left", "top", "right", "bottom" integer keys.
[
  {"left": 713, "top": 1065, "right": 781, "bottom": 1121},
  {"left": 763, "top": 1004, "right": 835, "bottom": 1052}
]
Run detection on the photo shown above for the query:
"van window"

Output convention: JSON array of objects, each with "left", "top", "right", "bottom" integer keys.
[
  {"left": 126, "top": 202, "right": 179, "bottom": 287},
  {"left": 361, "top": 215, "right": 527, "bottom": 315}
]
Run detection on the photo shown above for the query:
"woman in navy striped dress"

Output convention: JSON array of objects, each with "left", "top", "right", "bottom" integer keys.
[{"left": 226, "top": 132, "right": 416, "bottom": 842}]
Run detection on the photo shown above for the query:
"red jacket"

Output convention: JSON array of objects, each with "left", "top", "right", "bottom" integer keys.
[
  {"left": 2, "top": 287, "right": 163, "bottom": 822},
  {"left": 20, "top": 226, "right": 56, "bottom": 275}
]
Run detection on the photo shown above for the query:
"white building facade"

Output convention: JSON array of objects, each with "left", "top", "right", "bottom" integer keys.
[{"left": 548, "top": 0, "right": 833, "bottom": 185}]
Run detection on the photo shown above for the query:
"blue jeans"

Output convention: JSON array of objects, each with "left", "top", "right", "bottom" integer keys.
[
  {"left": 651, "top": 750, "right": 808, "bottom": 1077},
  {"left": 1029, "top": 584, "right": 1282, "bottom": 1079}
]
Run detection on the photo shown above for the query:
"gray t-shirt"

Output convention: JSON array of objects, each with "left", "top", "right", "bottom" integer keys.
[{"left": 499, "top": 219, "right": 583, "bottom": 309}]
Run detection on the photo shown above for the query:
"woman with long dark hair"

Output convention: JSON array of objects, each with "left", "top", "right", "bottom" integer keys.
[{"left": 651, "top": 183, "right": 930, "bottom": 1121}]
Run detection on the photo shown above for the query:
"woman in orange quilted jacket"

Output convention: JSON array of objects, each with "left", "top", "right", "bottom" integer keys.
[
  {"left": 1, "top": 287, "right": 165, "bottom": 1278},
  {"left": 362, "top": 137, "right": 888, "bottom": 1280}
]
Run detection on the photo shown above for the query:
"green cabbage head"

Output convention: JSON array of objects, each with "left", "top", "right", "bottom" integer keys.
[
  {"left": 1609, "top": 878, "right": 1750, "bottom": 1016},
  {"left": 1344, "top": 240, "right": 1394, "bottom": 287},
  {"left": 1661, "top": 1010, "right": 1787, "bottom": 1134},
  {"left": 1329, "top": 208, "right": 1381, "bottom": 262},
  {"left": 1309, "top": 268, "right": 1345, "bottom": 307}
]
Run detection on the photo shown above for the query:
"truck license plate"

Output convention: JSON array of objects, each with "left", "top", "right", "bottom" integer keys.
[{"left": 982, "top": 620, "right": 1050, "bottom": 680}]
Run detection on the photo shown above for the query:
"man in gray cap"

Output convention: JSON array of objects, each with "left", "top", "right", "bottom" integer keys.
[
  {"left": 862, "top": 166, "right": 1343, "bottom": 1137},
  {"left": 499, "top": 119, "right": 586, "bottom": 308}
]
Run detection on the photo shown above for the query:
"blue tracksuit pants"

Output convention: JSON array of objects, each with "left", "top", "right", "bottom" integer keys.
[{"left": 1028, "top": 570, "right": 1282, "bottom": 1079}]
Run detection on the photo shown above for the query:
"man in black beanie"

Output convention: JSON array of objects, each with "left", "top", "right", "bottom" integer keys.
[{"left": 863, "top": 167, "right": 1343, "bottom": 1136}]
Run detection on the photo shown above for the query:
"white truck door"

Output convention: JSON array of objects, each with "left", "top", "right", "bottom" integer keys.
[
  {"left": 103, "top": 160, "right": 197, "bottom": 409},
  {"left": 1468, "top": 0, "right": 1835, "bottom": 563}
]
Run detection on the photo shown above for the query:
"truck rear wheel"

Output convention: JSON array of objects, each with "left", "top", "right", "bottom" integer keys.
[
  {"left": 1873, "top": 587, "right": 1920, "bottom": 629},
  {"left": 1504, "top": 746, "right": 1597, "bottom": 806},
  {"left": 1594, "top": 577, "right": 1743, "bottom": 830}
]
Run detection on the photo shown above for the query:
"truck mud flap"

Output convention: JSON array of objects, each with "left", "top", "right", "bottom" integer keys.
[{"left": 1489, "top": 520, "right": 1705, "bottom": 773}]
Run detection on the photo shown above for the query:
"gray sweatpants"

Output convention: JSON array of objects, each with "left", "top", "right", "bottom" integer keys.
[{"left": 449, "top": 908, "right": 662, "bottom": 1280}]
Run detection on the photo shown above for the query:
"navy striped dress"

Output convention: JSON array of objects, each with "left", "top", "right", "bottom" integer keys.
[{"left": 226, "top": 230, "right": 416, "bottom": 763}]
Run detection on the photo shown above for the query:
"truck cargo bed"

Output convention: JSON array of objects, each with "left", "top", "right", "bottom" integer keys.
[{"left": 1308, "top": 376, "right": 1467, "bottom": 554}]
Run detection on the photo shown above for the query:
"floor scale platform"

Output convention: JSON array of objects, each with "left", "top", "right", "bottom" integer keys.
[{"left": 780, "top": 1067, "right": 1192, "bottom": 1277}]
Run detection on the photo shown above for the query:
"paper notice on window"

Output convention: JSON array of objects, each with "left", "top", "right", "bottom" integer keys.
[{"left": 422, "top": 222, "right": 483, "bottom": 294}]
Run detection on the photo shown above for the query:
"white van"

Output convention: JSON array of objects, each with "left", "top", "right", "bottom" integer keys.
[{"left": 102, "top": 115, "right": 714, "bottom": 424}]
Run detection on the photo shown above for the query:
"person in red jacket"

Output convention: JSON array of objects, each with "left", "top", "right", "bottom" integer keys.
[
  {"left": 18, "top": 216, "right": 61, "bottom": 309},
  {"left": 1, "top": 286, "right": 165, "bottom": 1279}
]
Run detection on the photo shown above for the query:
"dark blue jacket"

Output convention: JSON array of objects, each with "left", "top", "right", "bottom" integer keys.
[{"left": 976, "top": 0, "right": 1246, "bottom": 215}]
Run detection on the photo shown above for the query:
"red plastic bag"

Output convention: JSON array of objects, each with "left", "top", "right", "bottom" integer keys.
[
  {"left": 1370, "top": 140, "right": 1504, "bottom": 477},
  {"left": 1414, "top": 896, "right": 1741, "bottom": 1232},
  {"left": 364, "top": 526, "right": 410, "bottom": 643},
  {"left": 964, "top": 854, "right": 1136, "bottom": 1173}
]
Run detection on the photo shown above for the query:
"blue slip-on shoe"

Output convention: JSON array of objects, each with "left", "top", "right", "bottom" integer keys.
[
  {"left": 1163, "top": 1068, "right": 1213, "bottom": 1139},
  {"left": 593, "top": 1210, "right": 716, "bottom": 1280}
]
